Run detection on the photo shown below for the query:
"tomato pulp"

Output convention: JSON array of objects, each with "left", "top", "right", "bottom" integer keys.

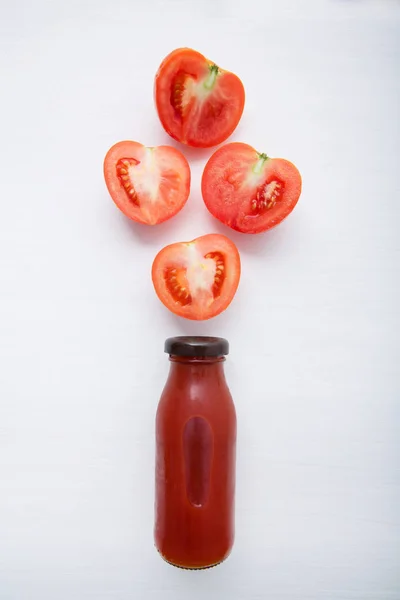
[
  {"left": 202, "top": 142, "right": 302, "bottom": 233},
  {"left": 154, "top": 48, "right": 245, "bottom": 148},
  {"left": 155, "top": 337, "right": 236, "bottom": 569},
  {"left": 151, "top": 234, "right": 241, "bottom": 320},
  {"left": 104, "top": 141, "right": 190, "bottom": 225}
]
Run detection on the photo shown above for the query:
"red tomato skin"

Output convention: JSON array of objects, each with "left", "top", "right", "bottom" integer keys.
[
  {"left": 104, "top": 141, "right": 191, "bottom": 226},
  {"left": 154, "top": 48, "right": 245, "bottom": 148},
  {"left": 202, "top": 143, "right": 302, "bottom": 234},
  {"left": 152, "top": 234, "right": 241, "bottom": 321}
]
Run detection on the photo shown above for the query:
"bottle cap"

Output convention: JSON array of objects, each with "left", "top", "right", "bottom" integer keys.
[{"left": 164, "top": 336, "right": 229, "bottom": 358}]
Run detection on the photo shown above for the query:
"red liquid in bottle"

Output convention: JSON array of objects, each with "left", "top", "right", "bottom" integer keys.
[{"left": 155, "top": 337, "right": 236, "bottom": 569}]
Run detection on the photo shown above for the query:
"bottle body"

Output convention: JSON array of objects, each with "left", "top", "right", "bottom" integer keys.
[{"left": 155, "top": 356, "right": 236, "bottom": 569}]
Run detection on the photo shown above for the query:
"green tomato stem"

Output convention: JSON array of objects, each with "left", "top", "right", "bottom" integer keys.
[
  {"left": 204, "top": 65, "right": 219, "bottom": 90},
  {"left": 253, "top": 153, "right": 269, "bottom": 175}
]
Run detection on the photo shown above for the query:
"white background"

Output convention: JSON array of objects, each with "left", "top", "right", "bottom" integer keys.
[{"left": 1, "top": 0, "right": 399, "bottom": 598}]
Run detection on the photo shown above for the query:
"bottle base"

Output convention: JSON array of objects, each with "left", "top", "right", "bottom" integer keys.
[{"left": 157, "top": 548, "right": 229, "bottom": 570}]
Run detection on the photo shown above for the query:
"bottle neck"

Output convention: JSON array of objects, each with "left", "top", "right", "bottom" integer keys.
[
  {"left": 167, "top": 355, "right": 227, "bottom": 385},
  {"left": 169, "top": 355, "right": 226, "bottom": 365}
]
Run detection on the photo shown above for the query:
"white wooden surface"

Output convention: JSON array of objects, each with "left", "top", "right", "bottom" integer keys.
[{"left": 0, "top": 1, "right": 399, "bottom": 598}]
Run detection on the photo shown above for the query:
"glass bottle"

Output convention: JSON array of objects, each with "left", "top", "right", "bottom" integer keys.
[{"left": 155, "top": 336, "right": 237, "bottom": 569}]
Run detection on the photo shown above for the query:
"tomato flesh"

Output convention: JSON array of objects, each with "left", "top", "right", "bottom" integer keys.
[
  {"left": 202, "top": 142, "right": 302, "bottom": 234},
  {"left": 154, "top": 48, "right": 245, "bottom": 148},
  {"left": 104, "top": 141, "right": 190, "bottom": 225},
  {"left": 152, "top": 234, "right": 241, "bottom": 320}
]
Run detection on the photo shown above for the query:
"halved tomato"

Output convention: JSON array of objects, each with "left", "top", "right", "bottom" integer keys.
[
  {"left": 104, "top": 141, "right": 190, "bottom": 225},
  {"left": 154, "top": 48, "right": 245, "bottom": 148},
  {"left": 152, "top": 234, "right": 241, "bottom": 320},
  {"left": 202, "top": 142, "right": 302, "bottom": 234}
]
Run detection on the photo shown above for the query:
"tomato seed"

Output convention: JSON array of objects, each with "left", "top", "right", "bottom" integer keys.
[
  {"left": 205, "top": 252, "right": 226, "bottom": 298},
  {"left": 164, "top": 267, "right": 192, "bottom": 306},
  {"left": 116, "top": 158, "right": 140, "bottom": 206},
  {"left": 250, "top": 179, "right": 283, "bottom": 214}
]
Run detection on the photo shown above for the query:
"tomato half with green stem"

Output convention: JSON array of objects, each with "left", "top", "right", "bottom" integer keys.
[
  {"left": 202, "top": 142, "right": 302, "bottom": 234},
  {"left": 152, "top": 234, "right": 241, "bottom": 320},
  {"left": 104, "top": 141, "right": 190, "bottom": 225},
  {"left": 154, "top": 48, "right": 245, "bottom": 148}
]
